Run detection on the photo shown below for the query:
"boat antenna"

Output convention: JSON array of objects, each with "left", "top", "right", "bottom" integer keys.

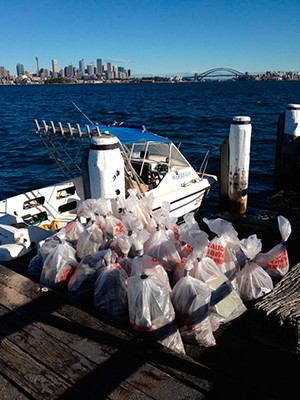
[{"left": 72, "top": 101, "right": 95, "bottom": 125}]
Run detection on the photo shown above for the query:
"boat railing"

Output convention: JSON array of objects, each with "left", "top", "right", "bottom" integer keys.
[
  {"left": 34, "top": 120, "right": 146, "bottom": 195},
  {"left": 174, "top": 140, "right": 218, "bottom": 179},
  {"left": 34, "top": 120, "right": 95, "bottom": 180},
  {"left": 35, "top": 120, "right": 100, "bottom": 139},
  {"left": 34, "top": 120, "right": 217, "bottom": 186}
]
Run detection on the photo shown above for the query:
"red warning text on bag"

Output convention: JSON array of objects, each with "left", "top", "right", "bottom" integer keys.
[
  {"left": 65, "top": 220, "right": 76, "bottom": 234},
  {"left": 176, "top": 312, "right": 195, "bottom": 332},
  {"left": 59, "top": 265, "right": 75, "bottom": 282},
  {"left": 206, "top": 243, "right": 225, "bottom": 265},
  {"left": 130, "top": 322, "right": 151, "bottom": 332},
  {"left": 267, "top": 250, "right": 288, "bottom": 270},
  {"left": 173, "top": 224, "right": 180, "bottom": 241},
  {"left": 113, "top": 222, "right": 123, "bottom": 235}
]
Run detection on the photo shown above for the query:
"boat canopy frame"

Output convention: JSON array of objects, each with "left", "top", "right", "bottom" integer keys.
[{"left": 34, "top": 120, "right": 214, "bottom": 188}]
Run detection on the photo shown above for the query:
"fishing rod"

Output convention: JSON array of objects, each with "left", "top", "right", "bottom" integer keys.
[{"left": 72, "top": 101, "right": 95, "bottom": 125}]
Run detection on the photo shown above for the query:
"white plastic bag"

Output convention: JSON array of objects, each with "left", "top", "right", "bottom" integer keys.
[
  {"left": 132, "top": 229, "right": 150, "bottom": 255},
  {"left": 40, "top": 240, "right": 78, "bottom": 287},
  {"left": 145, "top": 225, "right": 180, "bottom": 272},
  {"left": 236, "top": 234, "right": 273, "bottom": 301},
  {"left": 131, "top": 254, "right": 171, "bottom": 292},
  {"left": 28, "top": 234, "right": 62, "bottom": 277},
  {"left": 172, "top": 258, "right": 188, "bottom": 285},
  {"left": 254, "top": 216, "right": 291, "bottom": 278},
  {"left": 77, "top": 199, "right": 98, "bottom": 220},
  {"left": 94, "top": 257, "right": 128, "bottom": 319},
  {"left": 114, "top": 233, "right": 132, "bottom": 275},
  {"left": 125, "top": 188, "right": 150, "bottom": 229},
  {"left": 115, "top": 233, "right": 132, "bottom": 257},
  {"left": 236, "top": 261, "right": 274, "bottom": 302},
  {"left": 172, "top": 231, "right": 209, "bottom": 285},
  {"left": 179, "top": 229, "right": 209, "bottom": 259},
  {"left": 128, "top": 273, "right": 185, "bottom": 355},
  {"left": 178, "top": 213, "right": 199, "bottom": 235},
  {"left": 63, "top": 219, "right": 85, "bottom": 245},
  {"left": 171, "top": 260, "right": 216, "bottom": 347},
  {"left": 121, "top": 211, "right": 143, "bottom": 235},
  {"left": 68, "top": 249, "right": 109, "bottom": 304},
  {"left": 204, "top": 217, "right": 243, "bottom": 280},
  {"left": 140, "top": 192, "right": 157, "bottom": 234},
  {"left": 195, "top": 256, "right": 246, "bottom": 330},
  {"left": 76, "top": 222, "right": 104, "bottom": 259}
]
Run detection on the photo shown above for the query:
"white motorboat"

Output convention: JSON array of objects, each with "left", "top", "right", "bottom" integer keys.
[{"left": 0, "top": 119, "right": 217, "bottom": 262}]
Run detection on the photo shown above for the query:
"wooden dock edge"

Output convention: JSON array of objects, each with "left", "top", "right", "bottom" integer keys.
[
  {"left": 251, "top": 263, "right": 300, "bottom": 355},
  {"left": 0, "top": 263, "right": 270, "bottom": 400}
]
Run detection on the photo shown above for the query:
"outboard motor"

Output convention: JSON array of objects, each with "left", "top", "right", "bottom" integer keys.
[{"left": 88, "top": 134, "right": 125, "bottom": 200}]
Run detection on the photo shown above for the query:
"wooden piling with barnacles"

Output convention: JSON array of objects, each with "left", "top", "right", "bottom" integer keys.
[
  {"left": 275, "top": 104, "right": 300, "bottom": 191},
  {"left": 220, "top": 116, "right": 252, "bottom": 214}
]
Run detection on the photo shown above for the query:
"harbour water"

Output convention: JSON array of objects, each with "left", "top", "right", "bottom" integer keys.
[{"left": 0, "top": 81, "right": 299, "bottom": 217}]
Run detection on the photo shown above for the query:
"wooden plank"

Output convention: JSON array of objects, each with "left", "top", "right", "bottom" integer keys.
[
  {"left": 0, "top": 286, "right": 202, "bottom": 400},
  {"left": 0, "top": 264, "right": 132, "bottom": 342},
  {"left": 186, "top": 308, "right": 300, "bottom": 400},
  {"left": 0, "top": 294, "right": 179, "bottom": 399},
  {"left": 0, "top": 339, "right": 75, "bottom": 399},
  {"left": 0, "top": 304, "right": 96, "bottom": 385},
  {"left": 57, "top": 349, "right": 205, "bottom": 400},
  {"left": 0, "top": 373, "right": 31, "bottom": 400},
  {"left": 252, "top": 263, "right": 300, "bottom": 354},
  {"left": 0, "top": 271, "right": 213, "bottom": 396},
  {"left": 6, "top": 263, "right": 296, "bottom": 399},
  {"left": 0, "top": 264, "right": 278, "bottom": 400},
  {"left": 0, "top": 265, "right": 208, "bottom": 399}
]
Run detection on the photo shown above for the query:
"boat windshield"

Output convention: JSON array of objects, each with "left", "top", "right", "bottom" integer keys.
[{"left": 127, "top": 142, "right": 190, "bottom": 169}]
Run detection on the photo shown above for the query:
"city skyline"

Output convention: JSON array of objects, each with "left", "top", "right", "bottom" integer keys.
[
  {"left": 1, "top": 55, "right": 299, "bottom": 81},
  {"left": 0, "top": 57, "right": 132, "bottom": 81},
  {"left": 1, "top": 1, "right": 300, "bottom": 76}
]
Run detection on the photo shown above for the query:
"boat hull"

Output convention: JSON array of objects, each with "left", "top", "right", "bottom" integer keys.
[{"left": 0, "top": 173, "right": 216, "bottom": 222}]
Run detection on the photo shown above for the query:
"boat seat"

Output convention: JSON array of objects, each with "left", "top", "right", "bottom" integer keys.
[
  {"left": 131, "top": 161, "right": 153, "bottom": 185},
  {"left": 140, "top": 150, "right": 149, "bottom": 158}
]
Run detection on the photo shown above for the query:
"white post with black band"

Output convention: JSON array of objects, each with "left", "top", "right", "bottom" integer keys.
[
  {"left": 88, "top": 134, "right": 125, "bottom": 200},
  {"left": 275, "top": 104, "right": 300, "bottom": 190}
]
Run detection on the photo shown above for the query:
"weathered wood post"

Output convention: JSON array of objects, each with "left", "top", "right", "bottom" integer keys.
[
  {"left": 220, "top": 116, "right": 252, "bottom": 214},
  {"left": 275, "top": 104, "right": 300, "bottom": 191}
]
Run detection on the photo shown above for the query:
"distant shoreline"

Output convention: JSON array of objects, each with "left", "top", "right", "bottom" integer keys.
[{"left": 1, "top": 79, "right": 300, "bottom": 87}]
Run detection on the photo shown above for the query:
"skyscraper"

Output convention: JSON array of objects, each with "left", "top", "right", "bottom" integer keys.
[
  {"left": 106, "top": 62, "right": 112, "bottom": 79},
  {"left": 0, "top": 66, "right": 6, "bottom": 77},
  {"left": 35, "top": 56, "right": 39, "bottom": 76},
  {"left": 52, "top": 59, "right": 58, "bottom": 78},
  {"left": 16, "top": 63, "right": 25, "bottom": 76},
  {"left": 87, "top": 62, "right": 94, "bottom": 76},
  {"left": 66, "top": 64, "right": 73, "bottom": 78},
  {"left": 96, "top": 58, "right": 102, "bottom": 75},
  {"left": 79, "top": 58, "right": 85, "bottom": 73},
  {"left": 113, "top": 65, "right": 118, "bottom": 79}
]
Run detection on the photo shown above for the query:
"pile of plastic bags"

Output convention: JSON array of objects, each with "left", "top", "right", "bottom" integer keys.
[{"left": 29, "top": 189, "right": 292, "bottom": 355}]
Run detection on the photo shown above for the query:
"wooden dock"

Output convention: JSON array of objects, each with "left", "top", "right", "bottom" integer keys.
[{"left": 0, "top": 263, "right": 299, "bottom": 400}]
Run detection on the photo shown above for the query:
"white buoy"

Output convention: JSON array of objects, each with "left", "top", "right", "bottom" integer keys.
[
  {"left": 284, "top": 104, "right": 300, "bottom": 137},
  {"left": 228, "top": 116, "right": 252, "bottom": 214},
  {"left": 88, "top": 135, "right": 125, "bottom": 200},
  {"left": 275, "top": 104, "right": 300, "bottom": 190}
]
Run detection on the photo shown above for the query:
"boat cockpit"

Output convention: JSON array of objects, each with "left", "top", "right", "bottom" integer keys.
[{"left": 126, "top": 141, "right": 191, "bottom": 189}]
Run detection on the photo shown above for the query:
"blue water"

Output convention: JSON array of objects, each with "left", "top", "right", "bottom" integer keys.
[{"left": 0, "top": 81, "right": 299, "bottom": 214}]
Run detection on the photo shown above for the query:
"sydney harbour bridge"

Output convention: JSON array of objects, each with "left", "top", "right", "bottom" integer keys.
[{"left": 186, "top": 67, "right": 246, "bottom": 81}]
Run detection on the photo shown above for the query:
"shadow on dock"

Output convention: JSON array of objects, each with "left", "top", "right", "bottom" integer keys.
[{"left": 0, "top": 262, "right": 299, "bottom": 400}]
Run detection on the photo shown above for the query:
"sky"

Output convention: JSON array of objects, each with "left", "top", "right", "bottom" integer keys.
[{"left": 1, "top": 0, "right": 300, "bottom": 76}]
